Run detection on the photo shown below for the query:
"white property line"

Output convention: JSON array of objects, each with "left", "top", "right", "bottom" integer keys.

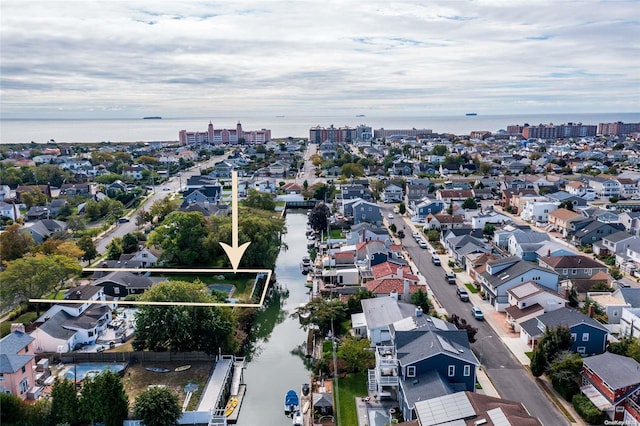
[{"left": 29, "top": 268, "right": 273, "bottom": 308}]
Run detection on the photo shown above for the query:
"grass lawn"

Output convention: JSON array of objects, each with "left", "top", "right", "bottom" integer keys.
[
  {"left": 464, "top": 283, "right": 479, "bottom": 294},
  {"left": 122, "top": 361, "right": 213, "bottom": 412},
  {"left": 161, "top": 273, "right": 256, "bottom": 298},
  {"left": 0, "top": 311, "right": 38, "bottom": 337},
  {"left": 336, "top": 372, "right": 367, "bottom": 426},
  {"left": 329, "top": 229, "right": 343, "bottom": 239}
]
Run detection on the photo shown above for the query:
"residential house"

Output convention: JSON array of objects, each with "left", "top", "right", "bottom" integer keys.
[
  {"left": 519, "top": 307, "right": 608, "bottom": 355},
  {"left": 30, "top": 286, "right": 112, "bottom": 353},
  {"left": 547, "top": 208, "right": 584, "bottom": 237},
  {"left": 364, "top": 277, "right": 421, "bottom": 300},
  {"left": 617, "top": 238, "right": 640, "bottom": 276},
  {"left": 617, "top": 177, "right": 640, "bottom": 198},
  {"left": 20, "top": 219, "right": 68, "bottom": 243},
  {"left": 587, "top": 290, "right": 634, "bottom": 325},
  {"left": 619, "top": 211, "right": 640, "bottom": 236},
  {"left": 424, "top": 213, "right": 466, "bottom": 231},
  {"left": 382, "top": 184, "right": 403, "bottom": 203},
  {"left": 579, "top": 207, "right": 620, "bottom": 224},
  {"left": 180, "top": 186, "right": 222, "bottom": 208},
  {"left": 588, "top": 175, "right": 621, "bottom": 198},
  {"left": 358, "top": 297, "right": 428, "bottom": 345},
  {"left": 504, "top": 281, "right": 567, "bottom": 332},
  {"left": 436, "top": 189, "right": 474, "bottom": 204},
  {"left": 106, "top": 180, "right": 127, "bottom": 196},
  {"left": 0, "top": 327, "right": 36, "bottom": 400},
  {"left": 439, "top": 163, "right": 460, "bottom": 176},
  {"left": 580, "top": 352, "right": 640, "bottom": 424},
  {"left": 341, "top": 184, "right": 373, "bottom": 201},
  {"left": 507, "top": 230, "right": 551, "bottom": 261},
  {"left": 59, "top": 183, "right": 92, "bottom": 197},
  {"left": 464, "top": 252, "right": 501, "bottom": 285},
  {"left": 414, "top": 391, "right": 542, "bottom": 426},
  {"left": 16, "top": 185, "right": 51, "bottom": 202},
  {"left": 470, "top": 211, "right": 511, "bottom": 230},
  {"left": 350, "top": 199, "right": 382, "bottom": 226},
  {"left": 538, "top": 255, "right": 609, "bottom": 281},
  {"left": 476, "top": 256, "right": 560, "bottom": 312},
  {"left": 122, "top": 165, "right": 146, "bottom": 180},
  {"left": 534, "top": 241, "right": 578, "bottom": 259},
  {"left": 346, "top": 222, "right": 390, "bottom": 245},
  {"left": 500, "top": 188, "right": 537, "bottom": 213},
  {"left": 0, "top": 184, "right": 12, "bottom": 200},
  {"left": 405, "top": 184, "right": 431, "bottom": 207},
  {"left": 392, "top": 325, "right": 479, "bottom": 421},
  {"left": 0, "top": 201, "right": 21, "bottom": 221},
  {"left": 443, "top": 234, "right": 490, "bottom": 268},
  {"left": 92, "top": 271, "right": 163, "bottom": 297},
  {"left": 545, "top": 191, "right": 587, "bottom": 208},
  {"left": 512, "top": 194, "right": 548, "bottom": 217},
  {"left": 520, "top": 201, "right": 558, "bottom": 224},
  {"left": 592, "top": 231, "right": 638, "bottom": 257},
  {"left": 413, "top": 198, "right": 445, "bottom": 221},
  {"left": 571, "top": 221, "right": 625, "bottom": 247}
]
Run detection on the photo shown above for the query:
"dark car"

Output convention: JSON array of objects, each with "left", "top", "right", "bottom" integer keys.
[{"left": 117, "top": 217, "right": 130, "bottom": 223}]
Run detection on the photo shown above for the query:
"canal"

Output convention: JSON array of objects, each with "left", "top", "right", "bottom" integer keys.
[{"left": 236, "top": 213, "right": 313, "bottom": 425}]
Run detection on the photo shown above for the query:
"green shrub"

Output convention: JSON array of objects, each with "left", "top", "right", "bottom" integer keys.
[{"left": 572, "top": 394, "right": 604, "bottom": 425}]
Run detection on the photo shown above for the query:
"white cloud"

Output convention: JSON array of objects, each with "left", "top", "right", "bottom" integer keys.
[{"left": 1, "top": 0, "right": 638, "bottom": 118}]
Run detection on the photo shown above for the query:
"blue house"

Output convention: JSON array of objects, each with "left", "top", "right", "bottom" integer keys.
[
  {"left": 414, "top": 198, "right": 444, "bottom": 221},
  {"left": 180, "top": 186, "right": 221, "bottom": 208},
  {"left": 519, "top": 307, "right": 609, "bottom": 355},
  {"left": 364, "top": 300, "right": 479, "bottom": 422}
]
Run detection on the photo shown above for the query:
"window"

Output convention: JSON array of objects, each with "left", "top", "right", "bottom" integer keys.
[
  {"left": 21, "top": 366, "right": 26, "bottom": 374},
  {"left": 113, "top": 287, "right": 120, "bottom": 295},
  {"left": 582, "top": 333, "right": 589, "bottom": 342},
  {"left": 19, "top": 378, "right": 28, "bottom": 394},
  {"left": 577, "top": 346, "right": 586, "bottom": 354},
  {"left": 407, "top": 366, "right": 416, "bottom": 377},
  {"left": 0, "top": 373, "right": 4, "bottom": 381},
  {"left": 562, "top": 269, "right": 568, "bottom": 275},
  {"left": 571, "top": 269, "right": 577, "bottom": 275},
  {"left": 463, "top": 365, "right": 471, "bottom": 376},
  {"left": 448, "top": 365, "right": 455, "bottom": 377},
  {"left": 88, "top": 331, "right": 94, "bottom": 337},
  {"left": 571, "top": 333, "right": 577, "bottom": 341},
  {"left": 586, "top": 268, "right": 592, "bottom": 275}
]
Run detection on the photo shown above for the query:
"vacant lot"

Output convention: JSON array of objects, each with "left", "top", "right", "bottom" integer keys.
[{"left": 122, "top": 361, "right": 213, "bottom": 411}]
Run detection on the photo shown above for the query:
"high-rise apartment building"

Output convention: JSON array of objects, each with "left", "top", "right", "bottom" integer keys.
[
  {"left": 179, "top": 121, "right": 271, "bottom": 145},
  {"left": 598, "top": 122, "right": 640, "bottom": 136},
  {"left": 518, "top": 122, "right": 597, "bottom": 139}
]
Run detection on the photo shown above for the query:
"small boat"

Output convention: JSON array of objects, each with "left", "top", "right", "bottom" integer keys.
[
  {"left": 224, "top": 397, "right": 238, "bottom": 416},
  {"left": 465, "top": 112, "right": 478, "bottom": 116},
  {"left": 143, "top": 116, "right": 162, "bottom": 119},
  {"left": 303, "top": 400, "right": 311, "bottom": 414},
  {"left": 292, "top": 410, "right": 303, "bottom": 426},
  {"left": 356, "top": 114, "right": 366, "bottom": 117},
  {"left": 145, "top": 367, "right": 171, "bottom": 373},
  {"left": 174, "top": 365, "right": 191, "bottom": 372},
  {"left": 302, "top": 383, "right": 310, "bottom": 396},
  {"left": 284, "top": 390, "right": 299, "bottom": 416}
]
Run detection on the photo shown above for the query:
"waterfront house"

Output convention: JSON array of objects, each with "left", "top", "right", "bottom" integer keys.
[
  {"left": 0, "top": 327, "right": 36, "bottom": 400},
  {"left": 92, "top": 270, "right": 163, "bottom": 297},
  {"left": 519, "top": 307, "right": 608, "bottom": 354}
]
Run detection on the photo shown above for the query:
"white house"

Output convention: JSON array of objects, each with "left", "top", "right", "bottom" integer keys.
[
  {"left": 382, "top": 184, "right": 403, "bottom": 203},
  {"left": 470, "top": 211, "right": 511, "bottom": 230},
  {"left": 504, "top": 281, "right": 567, "bottom": 332},
  {"left": 588, "top": 175, "right": 621, "bottom": 198},
  {"left": 520, "top": 201, "right": 559, "bottom": 224},
  {"left": 0, "top": 201, "right": 21, "bottom": 221},
  {"left": 620, "top": 308, "right": 640, "bottom": 338}
]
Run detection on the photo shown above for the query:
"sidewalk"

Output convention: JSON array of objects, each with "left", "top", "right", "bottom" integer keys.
[{"left": 397, "top": 214, "right": 585, "bottom": 425}]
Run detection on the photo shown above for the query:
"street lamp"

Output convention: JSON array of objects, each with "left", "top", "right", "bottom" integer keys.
[{"left": 480, "top": 335, "right": 493, "bottom": 367}]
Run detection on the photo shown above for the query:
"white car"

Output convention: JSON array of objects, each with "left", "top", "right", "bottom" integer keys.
[{"left": 388, "top": 213, "right": 394, "bottom": 219}]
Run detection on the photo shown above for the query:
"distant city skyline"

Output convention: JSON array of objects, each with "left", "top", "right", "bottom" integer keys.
[{"left": 1, "top": 1, "right": 639, "bottom": 120}]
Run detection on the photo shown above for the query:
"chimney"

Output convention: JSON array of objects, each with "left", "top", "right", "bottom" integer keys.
[
  {"left": 10, "top": 324, "right": 26, "bottom": 334},
  {"left": 564, "top": 287, "right": 569, "bottom": 299},
  {"left": 404, "top": 279, "right": 410, "bottom": 300},
  {"left": 397, "top": 268, "right": 403, "bottom": 279},
  {"left": 588, "top": 304, "right": 595, "bottom": 318}
]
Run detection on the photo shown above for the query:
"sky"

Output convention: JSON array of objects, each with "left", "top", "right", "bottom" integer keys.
[{"left": 1, "top": 0, "right": 639, "bottom": 119}]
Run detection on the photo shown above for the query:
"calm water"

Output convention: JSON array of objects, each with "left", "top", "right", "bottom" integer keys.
[
  {"left": 236, "top": 213, "right": 313, "bottom": 426},
  {"left": 2, "top": 112, "right": 639, "bottom": 143}
]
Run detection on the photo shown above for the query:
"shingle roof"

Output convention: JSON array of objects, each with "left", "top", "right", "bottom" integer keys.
[
  {"left": 0, "top": 331, "right": 34, "bottom": 354},
  {"left": 539, "top": 255, "right": 606, "bottom": 269},
  {"left": 583, "top": 352, "right": 640, "bottom": 390},
  {"left": 534, "top": 307, "right": 608, "bottom": 332},
  {"left": 0, "top": 353, "right": 34, "bottom": 373},
  {"left": 395, "top": 329, "right": 478, "bottom": 367}
]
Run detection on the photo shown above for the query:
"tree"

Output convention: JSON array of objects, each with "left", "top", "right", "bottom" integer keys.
[
  {"left": 134, "top": 386, "right": 182, "bottom": 426},
  {"left": 308, "top": 203, "right": 330, "bottom": 233},
  {"left": 558, "top": 200, "right": 574, "bottom": 211},
  {"left": 449, "top": 314, "right": 478, "bottom": 343},
  {"left": 149, "top": 197, "right": 180, "bottom": 223},
  {"left": 461, "top": 197, "right": 478, "bottom": 210},
  {"left": 243, "top": 189, "right": 275, "bottom": 211},
  {"left": 121, "top": 233, "right": 139, "bottom": 254},
  {"left": 482, "top": 223, "right": 496, "bottom": 237},
  {"left": 0, "top": 254, "right": 82, "bottom": 315},
  {"left": 148, "top": 211, "right": 209, "bottom": 265},
  {"left": 0, "top": 223, "right": 34, "bottom": 262},
  {"left": 80, "top": 370, "right": 128, "bottom": 426},
  {"left": 341, "top": 162, "right": 364, "bottom": 178},
  {"left": 310, "top": 153, "right": 323, "bottom": 167},
  {"left": 51, "top": 378, "right": 79, "bottom": 424},
  {"left": 548, "top": 351, "right": 583, "bottom": 400},
  {"left": 0, "top": 393, "right": 26, "bottom": 424},
  {"left": 66, "top": 214, "right": 87, "bottom": 233},
  {"left": 133, "top": 280, "right": 237, "bottom": 354},
  {"left": 34, "top": 240, "right": 84, "bottom": 259},
  {"left": 293, "top": 297, "right": 347, "bottom": 335},
  {"left": 337, "top": 336, "right": 375, "bottom": 373},
  {"left": 346, "top": 288, "right": 376, "bottom": 314},
  {"left": 106, "top": 238, "right": 123, "bottom": 260},
  {"left": 411, "top": 288, "right": 430, "bottom": 313},
  {"left": 398, "top": 203, "right": 406, "bottom": 215},
  {"left": 77, "top": 235, "right": 98, "bottom": 263}
]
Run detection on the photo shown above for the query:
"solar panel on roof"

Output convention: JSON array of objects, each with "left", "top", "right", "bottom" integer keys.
[
  {"left": 415, "top": 392, "right": 476, "bottom": 425},
  {"left": 436, "top": 334, "right": 459, "bottom": 354}
]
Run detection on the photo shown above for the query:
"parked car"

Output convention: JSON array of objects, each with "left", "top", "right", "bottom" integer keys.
[
  {"left": 445, "top": 272, "right": 456, "bottom": 284},
  {"left": 418, "top": 240, "right": 428, "bottom": 249},
  {"left": 388, "top": 213, "right": 394, "bottom": 219},
  {"left": 432, "top": 256, "right": 441, "bottom": 266},
  {"left": 457, "top": 287, "right": 469, "bottom": 302},
  {"left": 471, "top": 306, "right": 484, "bottom": 320},
  {"left": 117, "top": 217, "right": 130, "bottom": 223},
  {"left": 412, "top": 231, "right": 421, "bottom": 239}
]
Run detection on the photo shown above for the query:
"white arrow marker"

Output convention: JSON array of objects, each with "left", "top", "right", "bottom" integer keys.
[{"left": 220, "top": 171, "right": 250, "bottom": 272}]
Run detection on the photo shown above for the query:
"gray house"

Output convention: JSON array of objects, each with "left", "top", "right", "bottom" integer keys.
[
  {"left": 571, "top": 221, "right": 625, "bottom": 247},
  {"left": 538, "top": 255, "right": 609, "bottom": 280}
]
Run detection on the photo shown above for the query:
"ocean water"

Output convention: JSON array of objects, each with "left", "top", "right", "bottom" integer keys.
[{"left": 1, "top": 112, "right": 638, "bottom": 144}]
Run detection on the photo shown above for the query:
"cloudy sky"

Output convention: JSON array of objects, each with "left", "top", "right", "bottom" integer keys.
[{"left": 1, "top": 0, "right": 638, "bottom": 119}]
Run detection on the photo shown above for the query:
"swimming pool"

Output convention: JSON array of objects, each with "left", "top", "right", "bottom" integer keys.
[{"left": 60, "top": 363, "right": 128, "bottom": 381}]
